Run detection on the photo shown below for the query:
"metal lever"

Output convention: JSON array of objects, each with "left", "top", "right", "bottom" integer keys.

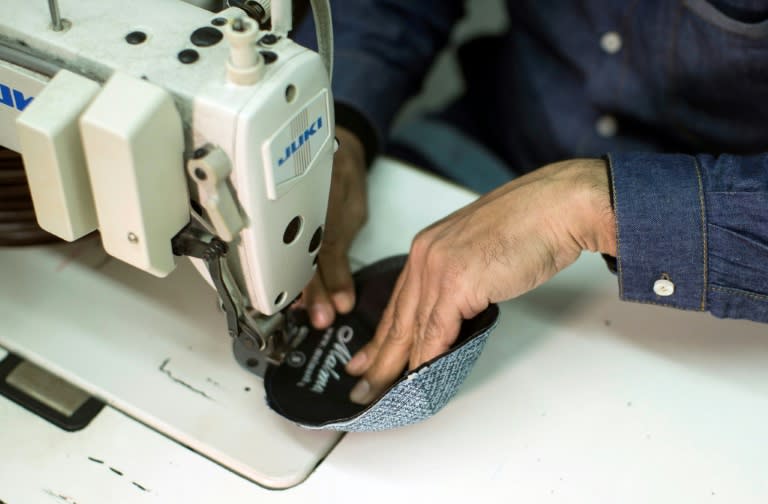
[
  {"left": 171, "top": 224, "right": 245, "bottom": 340},
  {"left": 187, "top": 147, "right": 245, "bottom": 242}
]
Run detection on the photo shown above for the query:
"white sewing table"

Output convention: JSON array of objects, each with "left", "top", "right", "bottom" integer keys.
[{"left": 1, "top": 158, "right": 766, "bottom": 503}]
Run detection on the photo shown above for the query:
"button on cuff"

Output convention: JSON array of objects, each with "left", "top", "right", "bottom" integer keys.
[{"left": 653, "top": 278, "right": 675, "bottom": 297}]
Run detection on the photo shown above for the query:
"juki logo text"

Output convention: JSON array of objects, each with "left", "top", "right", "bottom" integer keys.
[
  {"left": 278, "top": 116, "right": 323, "bottom": 167},
  {"left": 0, "top": 83, "right": 34, "bottom": 112}
]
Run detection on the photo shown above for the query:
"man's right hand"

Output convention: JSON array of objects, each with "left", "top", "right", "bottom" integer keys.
[
  {"left": 344, "top": 159, "right": 617, "bottom": 404},
  {"left": 298, "top": 126, "right": 368, "bottom": 328}
]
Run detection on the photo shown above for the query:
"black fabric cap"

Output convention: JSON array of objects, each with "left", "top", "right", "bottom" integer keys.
[{"left": 264, "top": 255, "right": 499, "bottom": 431}]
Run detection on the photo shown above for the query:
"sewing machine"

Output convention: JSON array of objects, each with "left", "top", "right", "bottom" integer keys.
[
  {"left": 0, "top": 0, "right": 349, "bottom": 489},
  {"left": 0, "top": 0, "right": 334, "bottom": 375}
]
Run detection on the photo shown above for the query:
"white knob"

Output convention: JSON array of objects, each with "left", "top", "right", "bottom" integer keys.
[{"left": 224, "top": 17, "right": 264, "bottom": 85}]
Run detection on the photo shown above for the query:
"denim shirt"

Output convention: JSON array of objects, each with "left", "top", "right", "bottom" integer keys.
[{"left": 297, "top": 0, "right": 768, "bottom": 323}]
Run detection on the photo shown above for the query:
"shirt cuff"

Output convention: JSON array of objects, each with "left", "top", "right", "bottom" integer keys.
[{"left": 606, "top": 152, "right": 707, "bottom": 311}]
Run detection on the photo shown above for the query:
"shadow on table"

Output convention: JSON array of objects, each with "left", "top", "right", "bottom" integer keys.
[
  {"left": 35, "top": 237, "right": 226, "bottom": 338},
  {"left": 462, "top": 273, "right": 768, "bottom": 399},
  {"left": 594, "top": 299, "right": 768, "bottom": 398},
  {"left": 460, "top": 284, "right": 596, "bottom": 393}
]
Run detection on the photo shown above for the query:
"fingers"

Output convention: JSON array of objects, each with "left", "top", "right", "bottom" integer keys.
[
  {"left": 346, "top": 261, "right": 411, "bottom": 376},
  {"left": 317, "top": 243, "right": 356, "bottom": 314},
  {"left": 346, "top": 264, "right": 408, "bottom": 376},
  {"left": 348, "top": 263, "right": 426, "bottom": 405},
  {"left": 348, "top": 299, "right": 462, "bottom": 405},
  {"left": 300, "top": 251, "right": 355, "bottom": 328},
  {"left": 296, "top": 127, "right": 368, "bottom": 328},
  {"left": 298, "top": 239, "right": 356, "bottom": 329},
  {"left": 346, "top": 231, "right": 473, "bottom": 405},
  {"left": 348, "top": 309, "right": 413, "bottom": 404},
  {"left": 409, "top": 300, "right": 462, "bottom": 370},
  {"left": 301, "top": 272, "right": 335, "bottom": 329},
  {"left": 319, "top": 185, "right": 364, "bottom": 316}
]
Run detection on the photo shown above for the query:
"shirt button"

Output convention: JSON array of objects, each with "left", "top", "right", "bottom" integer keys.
[
  {"left": 595, "top": 114, "right": 618, "bottom": 138},
  {"left": 653, "top": 278, "right": 675, "bottom": 297},
  {"left": 600, "top": 31, "right": 622, "bottom": 54}
]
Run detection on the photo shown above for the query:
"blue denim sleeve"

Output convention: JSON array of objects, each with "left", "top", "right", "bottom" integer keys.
[
  {"left": 607, "top": 152, "right": 768, "bottom": 323},
  {"left": 294, "top": 0, "right": 464, "bottom": 148}
]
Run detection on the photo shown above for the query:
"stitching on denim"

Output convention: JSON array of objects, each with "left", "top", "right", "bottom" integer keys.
[
  {"left": 711, "top": 286, "right": 768, "bottom": 302},
  {"left": 606, "top": 154, "right": 623, "bottom": 298},
  {"left": 707, "top": 191, "right": 761, "bottom": 195},
  {"left": 623, "top": 296, "right": 704, "bottom": 312},
  {"left": 693, "top": 156, "right": 708, "bottom": 311}
]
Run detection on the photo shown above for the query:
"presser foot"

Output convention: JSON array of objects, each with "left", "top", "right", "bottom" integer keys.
[
  {"left": 232, "top": 309, "right": 305, "bottom": 378},
  {"left": 171, "top": 221, "right": 299, "bottom": 377}
]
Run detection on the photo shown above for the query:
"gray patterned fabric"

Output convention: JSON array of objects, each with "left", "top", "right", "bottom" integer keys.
[{"left": 305, "top": 319, "right": 497, "bottom": 432}]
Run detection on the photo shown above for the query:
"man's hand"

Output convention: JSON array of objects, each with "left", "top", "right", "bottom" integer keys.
[
  {"left": 344, "top": 159, "right": 617, "bottom": 404},
  {"left": 299, "top": 126, "right": 368, "bottom": 328}
]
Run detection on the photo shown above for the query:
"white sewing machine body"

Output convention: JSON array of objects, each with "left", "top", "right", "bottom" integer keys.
[
  {"left": 0, "top": 0, "right": 349, "bottom": 490},
  {"left": 0, "top": 0, "right": 334, "bottom": 347}
]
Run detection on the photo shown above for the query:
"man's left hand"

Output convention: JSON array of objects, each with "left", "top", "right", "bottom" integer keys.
[{"left": 298, "top": 126, "right": 368, "bottom": 328}]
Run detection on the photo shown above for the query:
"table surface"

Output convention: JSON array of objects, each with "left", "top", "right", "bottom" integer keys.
[{"left": 1, "top": 158, "right": 767, "bottom": 503}]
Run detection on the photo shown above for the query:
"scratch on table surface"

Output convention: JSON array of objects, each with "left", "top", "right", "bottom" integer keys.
[
  {"left": 159, "top": 358, "right": 213, "bottom": 400},
  {"left": 43, "top": 489, "right": 78, "bottom": 504},
  {"left": 85, "top": 457, "right": 152, "bottom": 493},
  {"left": 132, "top": 482, "right": 150, "bottom": 492}
]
